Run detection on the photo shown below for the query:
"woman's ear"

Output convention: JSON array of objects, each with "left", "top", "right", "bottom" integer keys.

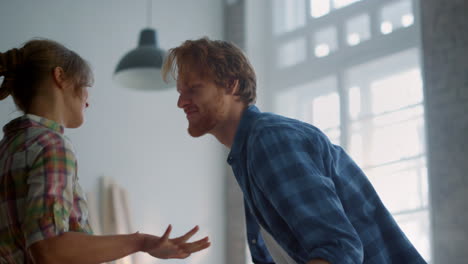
[{"left": 52, "top": 66, "right": 66, "bottom": 90}]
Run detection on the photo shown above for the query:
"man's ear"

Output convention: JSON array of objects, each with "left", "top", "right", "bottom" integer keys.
[
  {"left": 226, "top": 79, "right": 240, "bottom": 95},
  {"left": 52, "top": 67, "right": 66, "bottom": 90}
]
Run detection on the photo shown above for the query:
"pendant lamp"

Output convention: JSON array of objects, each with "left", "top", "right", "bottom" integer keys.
[{"left": 114, "top": 0, "right": 171, "bottom": 90}]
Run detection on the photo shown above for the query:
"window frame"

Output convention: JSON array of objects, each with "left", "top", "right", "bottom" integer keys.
[{"left": 264, "top": 0, "right": 430, "bottom": 261}]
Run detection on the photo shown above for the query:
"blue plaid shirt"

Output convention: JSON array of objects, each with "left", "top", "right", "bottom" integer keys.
[{"left": 227, "top": 105, "right": 426, "bottom": 264}]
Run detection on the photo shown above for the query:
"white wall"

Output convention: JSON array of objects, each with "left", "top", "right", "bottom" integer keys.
[
  {"left": 245, "top": 0, "right": 269, "bottom": 111},
  {"left": 0, "top": 1, "right": 226, "bottom": 263}
]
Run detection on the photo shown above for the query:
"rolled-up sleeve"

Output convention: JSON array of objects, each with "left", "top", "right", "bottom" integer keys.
[
  {"left": 22, "top": 138, "right": 76, "bottom": 248},
  {"left": 248, "top": 126, "right": 364, "bottom": 263}
]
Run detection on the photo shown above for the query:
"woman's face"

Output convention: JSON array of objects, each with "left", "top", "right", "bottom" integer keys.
[{"left": 63, "top": 82, "right": 89, "bottom": 128}]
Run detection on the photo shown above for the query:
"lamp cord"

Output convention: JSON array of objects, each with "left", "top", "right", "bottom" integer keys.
[{"left": 147, "top": 0, "right": 152, "bottom": 27}]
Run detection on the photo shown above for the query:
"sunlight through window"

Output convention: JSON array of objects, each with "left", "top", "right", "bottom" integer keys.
[
  {"left": 310, "top": 0, "right": 331, "bottom": 18},
  {"left": 395, "top": 211, "right": 431, "bottom": 261},
  {"left": 333, "top": 0, "right": 361, "bottom": 9},
  {"left": 344, "top": 49, "right": 430, "bottom": 260},
  {"left": 381, "top": 21, "right": 393, "bottom": 34},
  {"left": 349, "top": 86, "right": 361, "bottom": 119},
  {"left": 371, "top": 69, "right": 423, "bottom": 114},
  {"left": 347, "top": 33, "right": 361, "bottom": 46},
  {"left": 312, "top": 93, "right": 340, "bottom": 129},
  {"left": 402, "top": 14, "right": 414, "bottom": 27},
  {"left": 313, "top": 26, "right": 338, "bottom": 57},
  {"left": 346, "top": 14, "right": 370, "bottom": 46},
  {"left": 270, "top": 0, "right": 429, "bottom": 260},
  {"left": 380, "top": 0, "right": 413, "bottom": 34},
  {"left": 315, "top": 44, "right": 330, "bottom": 57}
]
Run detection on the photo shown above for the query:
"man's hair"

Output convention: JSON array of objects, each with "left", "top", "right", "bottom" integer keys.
[{"left": 162, "top": 37, "right": 256, "bottom": 105}]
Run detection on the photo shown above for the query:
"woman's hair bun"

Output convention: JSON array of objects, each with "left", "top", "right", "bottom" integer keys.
[{"left": 0, "top": 48, "right": 24, "bottom": 100}]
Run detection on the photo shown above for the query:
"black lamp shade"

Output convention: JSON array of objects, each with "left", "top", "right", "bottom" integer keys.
[{"left": 114, "top": 28, "right": 171, "bottom": 90}]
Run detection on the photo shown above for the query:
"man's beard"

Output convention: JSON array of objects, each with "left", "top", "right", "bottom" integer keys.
[
  {"left": 188, "top": 96, "right": 224, "bottom": 138},
  {"left": 188, "top": 112, "right": 217, "bottom": 137}
]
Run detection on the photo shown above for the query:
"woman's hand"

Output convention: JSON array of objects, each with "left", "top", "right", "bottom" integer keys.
[{"left": 141, "top": 225, "right": 210, "bottom": 259}]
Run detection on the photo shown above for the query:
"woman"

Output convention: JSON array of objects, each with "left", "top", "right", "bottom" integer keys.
[{"left": 0, "top": 39, "right": 210, "bottom": 263}]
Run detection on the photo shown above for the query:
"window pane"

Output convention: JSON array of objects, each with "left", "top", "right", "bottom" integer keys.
[
  {"left": 365, "top": 157, "right": 426, "bottom": 213},
  {"left": 273, "top": 0, "right": 306, "bottom": 35},
  {"left": 371, "top": 115, "right": 424, "bottom": 165},
  {"left": 346, "top": 14, "right": 371, "bottom": 46},
  {"left": 420, "top": 166, "right": 429, "bottom": 208},
  {"left": 394, "top": 211, "right": 431, "bottom": 261},
  {"left": 312, "top": 92, "right": 340, "bottom": 129},
  {"left": 274, "top": 76, "right": 338, "bottom": 130},
  {"left": 274, "top": 91, "right": 301, "bottom": 120},
  {"left": 323, "top": 127, "right": 341, "bottom": 145},
  {"left": 371, "top": 68, "right": 423, "bottom": 114},
  {"left": 349, "top": 86, "right": 361, "bottom": 119},
  {"left": 310, "top": 0, "right": 331, "bottom": 18},
  {"left": 313, "top": 26, "right": 338, "bottom": 58},
  {"left": 380, "top": 0, "right": 414, "bottom": 34},
  {"left": 372, "top": 104, "right": 424, "bottom": 127},
  {"left": 349, "top": 132, "right": 364, "bottom": 166},
  {"left": 333, "top": 0, "right": 360, "bottom": 9},
  {"left": 278, "top": 38, "right": 306, "bottom": 68},
  {"left": 350, "top": 106, "right": 425, "bottom": 166}
]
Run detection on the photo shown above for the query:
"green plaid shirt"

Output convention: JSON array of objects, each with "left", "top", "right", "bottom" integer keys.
[{"left": 0, "top": 114, "right": 92, "bottom": 264}]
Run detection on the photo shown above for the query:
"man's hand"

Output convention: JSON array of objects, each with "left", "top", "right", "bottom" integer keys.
[{"left": 141, "top": 225, "right": 210, "bottom": 259}]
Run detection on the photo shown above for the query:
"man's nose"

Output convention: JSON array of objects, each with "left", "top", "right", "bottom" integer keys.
[{"left": 177, "top": 94, "right": 190, "bottom": 109}]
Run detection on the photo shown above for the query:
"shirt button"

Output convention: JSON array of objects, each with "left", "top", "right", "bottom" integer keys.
[{"left": 251, "top": 239, "right": 257, "bottom": 244}]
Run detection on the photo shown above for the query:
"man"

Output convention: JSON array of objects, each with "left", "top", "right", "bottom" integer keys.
[{"left": 162, "top": 37, "right": 426, "bottom": 264}]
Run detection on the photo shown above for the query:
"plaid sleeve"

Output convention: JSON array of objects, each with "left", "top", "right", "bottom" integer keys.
[
  {"left": 22, "top": 135, "right": 76, "bottom": 248},
  {"left": 249, "top": 126, "right": 364, "bottom": 264},
  {"left": 244, "top": 200, "right": 275, "bottom": 264}
]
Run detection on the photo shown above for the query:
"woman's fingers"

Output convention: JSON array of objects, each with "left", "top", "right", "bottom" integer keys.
[
  {"left": 161, "top": 224, "right": 172, "bottom": 240},
  {"left": 172, "top": 225, "right": 199, "bottom": 243},
  {"left": 179, "top": 237, "right": 211, "bottom": 253}
]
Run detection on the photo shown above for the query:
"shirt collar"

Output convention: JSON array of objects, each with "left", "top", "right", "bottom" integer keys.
[
  {"left": 3, "top": 114, "right": 64, "bottom": 135},
  {"left": 228, "top": 105, "right": 260, "bottom": 163}
]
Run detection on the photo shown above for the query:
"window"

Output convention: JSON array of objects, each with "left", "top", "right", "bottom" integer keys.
[
  {"left": 310, "top": 0, "right": 331, "bottom": 18},
  {"left": 275, "top": 76, "right": 341, "bottom": 144},
  {"left": 273, "top": 0, "right": 306, "bottom": 35},
  {"left": 313, "top": 26, "right": 338, "bottom": 58},
  {"left": 310, "top": 0, "right": 362, "bottom": 18},
  {"left": 333, "top": 0, "right": 361, "bottom": 9},
  {"left": 344, "top": 50, "right": 429, "bottom": 257},
  {"left": 269, "top": 0, "right": 430, "bottom": 261},
  {"left": 380, "top": 0, "right": 414, "bottom": 34},
  {"left": 345, "top": 14, "right": 370, "bottom": 46},
  {"left": 278, "top": 37, "right": 307, "bottom": 68}
]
